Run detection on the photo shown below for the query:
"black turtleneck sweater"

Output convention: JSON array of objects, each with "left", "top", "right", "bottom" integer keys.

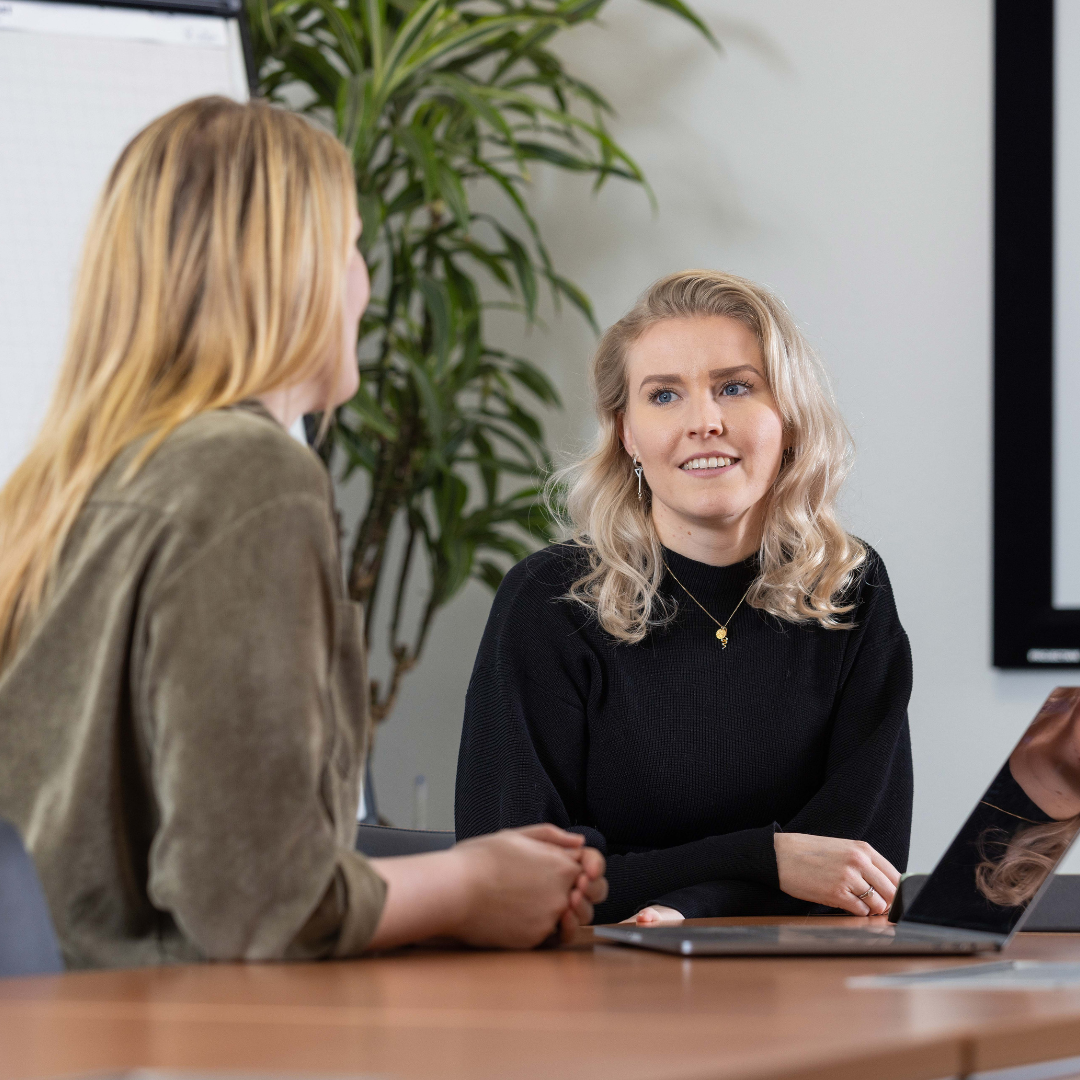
[{"left": 454, "top": 542, "right": 913, "bottom": 923}]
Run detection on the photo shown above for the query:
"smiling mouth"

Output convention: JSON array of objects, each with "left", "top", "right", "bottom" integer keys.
[{"left": 681, "top": 456, "right": 738, "bottom": 471}]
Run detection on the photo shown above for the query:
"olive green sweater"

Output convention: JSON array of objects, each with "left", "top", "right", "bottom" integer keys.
[{"left": 0, "top": 403, "right": 387, "bottom": 969}]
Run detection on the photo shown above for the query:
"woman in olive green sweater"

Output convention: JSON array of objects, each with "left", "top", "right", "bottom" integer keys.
[{"left": 0, "top": 97, "right": 605, "bottom": 970}]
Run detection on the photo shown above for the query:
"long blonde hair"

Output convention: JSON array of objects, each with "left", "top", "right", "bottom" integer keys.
[
  {"left": 553, "top": 270, "right": 866, "bottom": 643},
  {"left": 0, "top": 96, "right": 356, "bottom": 668}
]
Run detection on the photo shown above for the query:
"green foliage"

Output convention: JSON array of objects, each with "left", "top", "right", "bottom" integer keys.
[{"left": 247, "top": 0, "right": 713, "bottom": 724}]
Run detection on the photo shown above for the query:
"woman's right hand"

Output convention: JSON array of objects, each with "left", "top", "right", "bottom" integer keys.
[
  {"left": 449, "top": 825, "right": 607, "bottom": 948},
  {"left": 367, "top": 824, "right": 606, "bottom": 952},
  {"left": 774, "top": 832, "right": 900, "bottom": 916}
]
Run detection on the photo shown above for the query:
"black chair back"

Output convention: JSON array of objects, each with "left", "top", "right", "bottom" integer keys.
[
  {"left": 0, "top": 819, "right": 63, "bottom": 977},
  {"left": 355, "top": 824, "right": 456, "bottom": 858}
]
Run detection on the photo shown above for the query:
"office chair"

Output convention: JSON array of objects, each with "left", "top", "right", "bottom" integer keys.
[
  {"left": 355, "top": 824, "right": 456, "bottom": 857},
  {"left": 355, "top": 755, "right": 455, "bottom": 856},
  {"left": 0, "top": 819, "right": 63, "bottom": 977}
]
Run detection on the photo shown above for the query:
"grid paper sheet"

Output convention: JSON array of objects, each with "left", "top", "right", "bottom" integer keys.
[{"left": 0, "top": 1, "right": 248, "bottom": 484}]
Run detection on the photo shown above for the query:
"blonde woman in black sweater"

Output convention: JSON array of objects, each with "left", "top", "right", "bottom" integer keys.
[{"left": 456, "top": 271, "right": 911, "bottom": 925}]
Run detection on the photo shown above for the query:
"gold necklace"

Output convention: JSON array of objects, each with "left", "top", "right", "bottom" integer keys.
[{"left": 664, "top": 561, "right": 752, "bottom": 649}]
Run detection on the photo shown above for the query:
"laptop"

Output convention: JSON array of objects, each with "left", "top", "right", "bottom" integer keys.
[{"left": 595, "top": 687, "right": 1080, "bottom": 957}]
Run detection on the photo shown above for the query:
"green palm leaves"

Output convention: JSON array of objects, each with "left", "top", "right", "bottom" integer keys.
[{"left": 248, "top": 0, "right": 712, "bottom": 724}]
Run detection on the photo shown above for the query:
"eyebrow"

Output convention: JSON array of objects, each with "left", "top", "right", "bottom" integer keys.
[{"left": 637, "top": 364, "right": 760, "bottom": 392}]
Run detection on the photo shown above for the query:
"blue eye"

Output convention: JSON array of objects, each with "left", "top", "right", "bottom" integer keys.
[
  {"left": 650, "top": 388, "right": 677, "bottom": 405},
  {"left": 721, "top": 381, "right": 751, "bottom": 397}
]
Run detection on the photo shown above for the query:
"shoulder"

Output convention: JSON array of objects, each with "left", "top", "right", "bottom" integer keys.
[
  {"left": 488, "top": 543, "right": 592, "bottom": 627},
  {"left": 92, "top": 403, "right": 331, "bottom": 533},
  {"left": 842, "top": 542, "right": 904, "bottom": 631},
  {"left": 848, "top": 542, "right": 892, "bottom": 600},
  {"left": 502, "top": 542, "right": 590, "bottom": 593}
]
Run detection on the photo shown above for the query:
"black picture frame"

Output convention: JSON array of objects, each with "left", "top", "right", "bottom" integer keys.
[{"left": 994, "top": 0, "right": 1080, "bottom": 667}]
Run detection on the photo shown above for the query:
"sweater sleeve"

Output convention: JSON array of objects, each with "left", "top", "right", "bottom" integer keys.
[
  {"left": 651, "top": 551, "right": 914, "bottom": 919},
  {"left": 139, "top": 493, "right": 386, "bottom": 960},
  {"left": 455, "top": 553, "right": 595, "bottom": 839},
  {"left": 777, "top": 552, "right": 914, "bottom": 861},
  {"left": 455, "top": 552, "right": 781, "bottom": 924}
]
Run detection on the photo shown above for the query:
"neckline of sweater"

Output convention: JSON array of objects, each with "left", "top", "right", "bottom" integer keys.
[{"left": 661, "top": 545, "right": 759, "bottom": 600}]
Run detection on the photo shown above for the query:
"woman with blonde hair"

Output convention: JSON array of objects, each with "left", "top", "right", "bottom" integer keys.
[
  {"left": 0, "top": 96, "right": 605, "bottom": 969},
  {"left": 456, "top": 270, "right": 911, "bottom": 924}
]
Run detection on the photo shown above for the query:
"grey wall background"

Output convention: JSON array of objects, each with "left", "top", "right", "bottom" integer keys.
[{"left": 342, "top": 0, "right": 1080, "bottom": 875}]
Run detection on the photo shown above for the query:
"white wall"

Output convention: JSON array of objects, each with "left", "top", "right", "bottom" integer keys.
[{"left": 356, "top": 0, "right": 1077, "bottom": 875}]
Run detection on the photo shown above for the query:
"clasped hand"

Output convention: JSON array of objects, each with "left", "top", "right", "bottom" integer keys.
[
  {"left": 452, "top": 824, "right": 608, "bottom": 947},
  {"left": 367, "top": 824, "right": 607, "bottom": 951}
]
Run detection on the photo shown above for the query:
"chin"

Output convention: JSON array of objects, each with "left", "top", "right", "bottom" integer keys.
[
  {"left": 668, "top": 499, "right": 754, "bottom": 525},
  {"left": 333, "top": 370, "right": 361, "bottom": 409}
]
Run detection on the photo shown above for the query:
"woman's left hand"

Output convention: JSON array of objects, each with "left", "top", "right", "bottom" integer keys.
[{"left": 620, "top": 904, "right": 685, "bottom": 925}]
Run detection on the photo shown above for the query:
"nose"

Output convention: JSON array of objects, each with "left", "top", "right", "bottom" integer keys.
[{"left": 687, "top": 393, "right": 725, "bottom": 439}]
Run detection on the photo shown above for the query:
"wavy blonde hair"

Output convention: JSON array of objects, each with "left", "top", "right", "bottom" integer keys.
[
  {"left": 0, "top": 96, "right": 356, "bottom": 668},
  {"left": 553, "top": 269, "right": 866, "bottom": 643},
  {"left": 976, "top": 817, "right": 1080, "bottom": 908}
]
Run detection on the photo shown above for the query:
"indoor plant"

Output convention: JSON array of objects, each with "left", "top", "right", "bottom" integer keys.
[{"left": 247, "top": 0, "right": 714, "bottom": 728}]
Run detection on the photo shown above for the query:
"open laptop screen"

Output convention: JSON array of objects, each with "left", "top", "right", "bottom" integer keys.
[{"left": 904, "top": 687, "right": 1080, "bottom": 936}]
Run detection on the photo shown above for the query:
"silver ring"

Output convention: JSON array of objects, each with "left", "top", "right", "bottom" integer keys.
[{"left": 854, "top": 886, "right": 875, "bottom": 900}]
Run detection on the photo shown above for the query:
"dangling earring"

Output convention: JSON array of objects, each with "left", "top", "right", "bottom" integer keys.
[{"left": 633, "top": 454, "right": 644, "bottom": 500}]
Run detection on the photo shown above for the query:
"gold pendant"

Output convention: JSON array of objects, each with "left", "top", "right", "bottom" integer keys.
[{"left": 716, "top": 627, "right": 728, "bottom": 648}]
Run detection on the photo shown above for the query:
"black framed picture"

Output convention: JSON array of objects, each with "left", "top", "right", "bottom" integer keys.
[{"left": 995, "top": 0, "right": 1080, "bottom": 666}]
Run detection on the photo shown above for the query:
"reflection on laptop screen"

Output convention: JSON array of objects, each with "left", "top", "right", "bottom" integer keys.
[{"left": 904, "top": 687, "right": 1080, "bottom": 936}]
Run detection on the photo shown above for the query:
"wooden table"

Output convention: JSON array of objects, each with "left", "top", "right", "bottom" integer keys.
[{"left": 6, "top": 916, "right": 1080, "bottom": 1080}]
